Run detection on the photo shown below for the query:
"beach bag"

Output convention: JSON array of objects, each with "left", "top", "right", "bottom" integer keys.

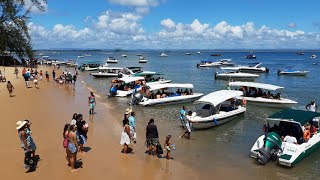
[
  {"left": 63, "top": 133, "right": 68, "bottom": 148},
  {"left": 156, "top": 144, "right": 163, "bottom": 155}
]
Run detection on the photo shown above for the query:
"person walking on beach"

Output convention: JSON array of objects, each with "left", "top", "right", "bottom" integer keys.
[
  {"left": 63, "top": 124, "right": 71, "bottom": 167},
  {"left": 306, "top": 100, "right": 318, "bottom": 112},
  {"left": 179, "top": 111, "right": 192, "bottom": 139},
  {"left": 16, "top": 120, "right": 37, "bottom": 171},
  {"left": 179, "top": 106, "right": 187, "bottom": 128},
  {"left": 24, "top": 73, "right": 29, "bottom": 88},
  {"left": 52, "top": 70, "right": 56, "bottom": 81},
  {"left": 128, "top": 111, "right": 137, "bottom": 143},
  {"left": 22, "top": 68, "right": 26, "bottom": 77},
  {"left": 34, "top": 76, "right": 39, "bottom": 89},
  {"left": 7, "top": 81, "right": 14, "bottom": 97},
  {"left": 146, "top": 119, "right": 159, "bottom": 156},
  {"left": 88, "top": 92, "right": 96, "bottom": 115},
  {"left": 39, "top": 70, "right": 43, "bottom": 81},
  {"left": 164, "top": 135, "right": 174, "bottom": 159},
  {"left": 67, "top": 125, "right": 79, "bottom": 172},
  {"left": 45, "top": 71, "right": 49, "bottom": 82},
  {"left": 120, "top": 117, "right": 132, "bottom": 154},
  {"left": 14, "top": 67, "right": 19, "bottom": 78}
]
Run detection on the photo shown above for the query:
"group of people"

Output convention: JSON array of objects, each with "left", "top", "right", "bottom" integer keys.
[
  {"left": 239, "top": 86, "right": 281, "bottom": 99},
  {"left": 54, "top": 69, "right": 77, "bottom": 84},
  {"left": 63, "top": 113, "right": 89, "bottom": 172},
  {"left": 120, "top": 107, "right": 175, "bottom": 159},
  {"left": 22, "top": 67, "right": 47, "bottom": 89}
]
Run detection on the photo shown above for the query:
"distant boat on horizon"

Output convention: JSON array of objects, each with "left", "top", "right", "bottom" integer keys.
[
  {"left": 245, "top": 54, "right": 256, "bottom": 59},
  {"left": 310, "top": 54, "right": 317, "bottom": 59},
  {"left": 186, "top": 52, "right": 191, "bottom": 55},
  {"left": 296, "top": 52, "right": 304, "bottom": 55},
  {"left": 160, "top": 53, "right": 168, "bottom": 57},
  {"left": 210, "top": 53, "right": 222, "bottom": 56}
]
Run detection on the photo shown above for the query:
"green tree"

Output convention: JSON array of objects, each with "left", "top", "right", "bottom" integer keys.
[{"left": 0, "top": 0, "right": 47, "bottom": 59}]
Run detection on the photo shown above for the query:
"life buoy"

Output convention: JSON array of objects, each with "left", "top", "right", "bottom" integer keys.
[{"left": 242, "top": 98, "right": 247, "bottom": 106}]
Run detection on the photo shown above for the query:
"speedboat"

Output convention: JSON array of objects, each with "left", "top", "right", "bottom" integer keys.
[
  {"left": 222, "top": 63, "right": 269, "bottom": 73},
  {"left": 214, "top": 71, "right": 259, "bottom": 80},
  {"left": 121, "top": 54, "right": 127, "bottom": 57},
  {"left": 228, "top": 81, "right": 298, "bottom": 108},
  {"left": 106, "top": 57, "right": 118, "bottom": 63},
  {"left": 160, "top": 53, "right": 168, "bottom": 57},
  {"left": 197, "top": 59, "right": 234, "bottom": 67},
  {"left": 135, "top": 83, "right": 203, "bottom": 106},
  {"left": 136, "top": 54, "right": 142, "bottom": 56},
  {"left": 90, "top": 67, "right": 123, "bottom": 78},
  {"left": 122, "top": 67, "right": 156, "bottom": 76},
  {"left": 197, "top": 51, "right": 201, "bottom": 54},
  {"left": 136, "top": 73, "right": 171, "bottom": 85},
  {"left": 138, "top": 57, "right": 147, "bottom": 63},
  {"left": 245, "top": 54, "right": 256, "bottom": 59},
  {"left": 189, "top": 90, "right": 246, "bottom": 129},
  {"left": 80, "top": 64, "right": 100, "bottom": 71},
  {"left": 211, "top": 53, "right": 222, "bottom": 56},
  {"left": 277, "top": 70, "right": 309, "bottom": 76},
  {"left": 186, "top": 53, "right": 191, "bottom": 55},
  {"left": 84, "top": 54, "right": 91, "bottom": 57},
  {"left": 109, "top": 76, "right": 145, "bottom": 97},
  {"left": 250, "top": 109, "right": 320, "bottom": 167},
  {"left": 66, "top": 60, "right": 77, "bottom": 67},
  {"left": 296, "top": 52, "right": 304, "bottom": 55},
  {"left": 310, "top": 54, "right": 317, "bottom": 59},
  {"left": 78, "top": 55, "right": 84, "bottom": 58},
  {"left": 97, "top": 63, "right": 109, "bottom": 70}
]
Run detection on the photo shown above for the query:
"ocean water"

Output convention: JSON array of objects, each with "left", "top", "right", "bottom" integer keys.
[{"left": 37, "top": 50, "right": 320, "bottom": 179}]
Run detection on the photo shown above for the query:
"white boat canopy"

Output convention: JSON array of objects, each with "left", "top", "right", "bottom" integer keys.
[
  {"left": 147, "top": 83, "right": 194, "bottom": 91},
  {"left": 118, "top": 76, "right": 145, "bottom": 83},
  {"left": 228, "top": 81, "right": 284, "bottom": 91},
  {"left": 194, "top": 90, "right": 243, "bottom": 107}
]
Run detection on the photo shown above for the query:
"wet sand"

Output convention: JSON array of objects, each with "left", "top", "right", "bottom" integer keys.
[{"left": 0, "top": 66, "right": 204, "bottom": 180}]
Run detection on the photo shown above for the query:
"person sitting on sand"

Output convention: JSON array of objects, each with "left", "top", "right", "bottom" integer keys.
[{"left": 7, "top": 81, "right": 14, "bottom": 97}]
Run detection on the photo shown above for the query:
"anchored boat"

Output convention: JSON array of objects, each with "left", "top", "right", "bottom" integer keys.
[
  {"left": 90, "top": 67, "right": 123, "bottom": 78},
  {"left": 277, "top": 70, "right": 309, "bottom": 76},
  {"left": 228, "top": 81, "right": 297, "bottom": 108},
  {"left": 189, "top": 90, "right": 246, "bottom": 129},
  {"left": 222, "top": 63, "right": 269, "bottom": 73},
  {"left": 251, "top": 109, "right": 320, "bottom": 167}
]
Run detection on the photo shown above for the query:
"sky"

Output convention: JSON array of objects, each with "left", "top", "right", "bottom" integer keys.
[{"left": 26, "top": 0, "right": 320, "bottom": 49}]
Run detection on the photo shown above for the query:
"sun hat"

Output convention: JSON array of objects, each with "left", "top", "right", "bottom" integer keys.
[
  {"left": 125, "top": 108, "right": 132, "bottom": 115},
  {"left": 16, "top": 121, "right": 27, "bottom": 130}
]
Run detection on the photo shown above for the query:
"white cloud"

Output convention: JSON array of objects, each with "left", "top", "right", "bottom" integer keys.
[
  {"left": 160, "top": 18, "right": 176, "bottom": 29},
  {"left": 287, "top": 22, "right": 297, "bottom": 28},
  {"left": 135, "top": 7, "right": 150, "bottom": 14},
  {"left": 24, "top": 0, "right": 48, "bottom": 14}
]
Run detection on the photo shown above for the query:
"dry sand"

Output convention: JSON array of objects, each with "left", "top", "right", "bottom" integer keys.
[{"left": 0, "top": 66, "right": 202, "bottom": 180}]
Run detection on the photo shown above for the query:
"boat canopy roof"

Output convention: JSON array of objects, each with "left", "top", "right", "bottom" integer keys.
[
  {"left": 105, "top": 67, "right": 123, "bottom": 70},
  {"left": 133, "top": 71, "right": 156, "bottom": 76},
  {"left": 118, "top": 76, "right": 145, "bottom": 83},
  {"left": 126, "top": 66, "right": 142, "bottom": 69},
  {"left": 194, "top": 90, "right": 243, "bottom": 107},
  {"left": 147, "top": 83, "right": 194, "bottom": 91},
  {"left": 228, "top": 81, "right": 283, "bottom": 91},
  {"left": 267, "top": 109, "right": 320, "bottom": 125}
]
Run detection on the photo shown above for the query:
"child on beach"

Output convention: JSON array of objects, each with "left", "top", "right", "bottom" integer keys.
[
  {"left": 39, "top": 70, "right": 43, "bottom": 81},
  {"left": 7, "top": 81, "right": 14, "bottom": 97},
  {"left": 34, "top": 76, "right": 39, "bottom": 89},
  {"left": 164, "top": 135, "right": 175, "bottom": 159}
]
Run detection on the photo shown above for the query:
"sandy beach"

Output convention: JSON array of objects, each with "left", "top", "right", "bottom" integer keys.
[{"left": 0, "top": 66, "right": 204, "bottom": 180}]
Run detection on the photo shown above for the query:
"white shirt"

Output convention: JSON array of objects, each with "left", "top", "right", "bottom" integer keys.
[
  {"left": 310, "top": 104, "right": 317, "bottom": 112},
  {"left": 70, "top": 119, "right": 77, "bottom": 126},
  {"left": 284, "top": 135, "right": 297, "bottom": 144}
]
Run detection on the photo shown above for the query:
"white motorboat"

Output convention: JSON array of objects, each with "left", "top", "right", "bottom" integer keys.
[
  {"left": 78, "top": 55, "right": 84, "bottom": 58},
  {"left": 80, "top": 64, "right": 100, "bottom": 71},
  {"left": 214, "top": 71, "right": 259, "bottom": 79},
  {"left": 121, "top": 54, "right": 127, "bottom": 57},
  {"left": 222, "top": 63, "right": 269, "bottom": 73},
  {"left": 138, "top": 57, "right": 147, "bottom": 63},
  {"left": 277, "top": 70, "right": 309, "bottom": 76},
  {"left": 137, "top": 83, "right": 203, "bottom": 106},
  {"left": 110, "top": 76, "right": 145, "bottom": 97},
  {"left": 189, "top": 90, "right": 246, "bottom": 129},
  {"left": 122, "top": 67, "right": 156, "bottom": 76},
  {"left": 245, "top": 54, "right": 256, "bottom": 59},
  {"left": 186, "top": 53, "right": 191, "bottom": 55},
  {"left": 250, "top": 109, "right": 320, "bottom": 167},
  {"left": 90, "top": 67, "right": 123, "bottom": 78},
  {"left": 66, "top": 60, "right": 77, "bottom": 67},
  {"left": 160, "top": 53, "right": 168, "bottom": 57},
  {"left": 197, "top": 59, "right": 234, "bottom": 68},
  {"left": 106, "top": 57, "right": 118, "bottom": 63},
  {"left": 228, "top": 81, "right": 298, "bottom": 108},
  {"left": 197, "top": 51, "right": 201, "bottom": 54},
  {"left": 84, "top": 54, "right": 91, "bottom": 57},
  {"left": 310, "top": 54, "right": 317, "bottom": 59},
  {"left": 136, "top": 73, "right": 171, "bottom": 85},
  {"left": 97, "top": 63, "right": 108, "bottom": 70}
]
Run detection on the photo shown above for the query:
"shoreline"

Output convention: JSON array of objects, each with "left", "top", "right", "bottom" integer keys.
[{"left": 0, "top": 65, "right": 201, "bottom": 179}]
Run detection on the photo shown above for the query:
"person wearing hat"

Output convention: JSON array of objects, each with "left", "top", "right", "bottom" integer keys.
[
  {"left": 16, "top": 120, "right": 37, "bottom": 170},
  {"left": 306, "top": 100, "right": 318, "bottom": 112}
]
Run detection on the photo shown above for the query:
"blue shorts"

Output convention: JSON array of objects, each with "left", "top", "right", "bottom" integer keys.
[
  {"left": 90, "top": 103, "right": 95, "bottom": 109},
  {"left": 68, "top": 143, "right": 77, "bottom": 153}
]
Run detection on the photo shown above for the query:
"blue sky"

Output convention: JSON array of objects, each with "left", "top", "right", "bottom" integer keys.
[{"left": 27, "top": 0, "right": 320, "bottom": 49}]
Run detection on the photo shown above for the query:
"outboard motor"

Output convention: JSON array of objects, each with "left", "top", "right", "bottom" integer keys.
[
  {"left": 196, "top": 64, "right": 200, "bottom": 68},
  {"left": 214, "top": 72, "right": 218, "bottom": 79},
  {"left": 265, "top": 67, "right": 269, "bottom": 73},
  {"left": 277, "top": 69, "right": 281, "bottom": 75},
  {"left": 257, "top": 132, "right": 282, "bottom": 165},
  {"left": 130, "top": 91, "right": 144, "bottom": 106}
]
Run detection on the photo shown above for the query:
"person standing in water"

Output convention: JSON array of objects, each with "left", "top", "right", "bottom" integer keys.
[
  {"left": 7, "top": 81, "right": 14, "bottom": 97},
  {"left": 306, "top": 100, "right": 318, "bottom": 112},
  {"left": 179, "top": 111, "right": 193, "bottom": 139},
  {"left": 88, "top": 92, "right": 96, "bottom": 115}
]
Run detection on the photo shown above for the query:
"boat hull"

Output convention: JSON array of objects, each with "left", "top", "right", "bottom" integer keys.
[
  {"left": 278, "top": 71, "right": 309, "bottom": 76},
  {"left": 139, "top": 93, "right": 203, "bottom": 106},
  {"left": 240, "top": 97, "right": 297, "bottom": 108},
  {"left": 91, "top": 73, "right": 119, "bottom": 77}
]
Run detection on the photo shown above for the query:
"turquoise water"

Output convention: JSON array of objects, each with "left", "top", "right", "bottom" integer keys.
[{"left": 37, "top": 50, "right": 320, "bottom": 179}]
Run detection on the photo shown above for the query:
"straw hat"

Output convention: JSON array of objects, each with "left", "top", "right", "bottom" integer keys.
[
  {"left": 125, "top": 108, "right": 132, "bottom": 115},
  {"left": 16, "top": 121, "right": 27, "bottom": 130}
]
